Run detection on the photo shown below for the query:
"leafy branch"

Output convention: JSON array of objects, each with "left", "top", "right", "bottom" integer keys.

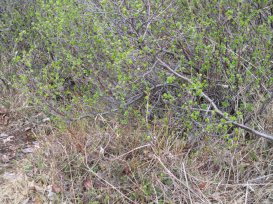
[{"left": 156, "top": 57, "right": 273, "bottom": 141}]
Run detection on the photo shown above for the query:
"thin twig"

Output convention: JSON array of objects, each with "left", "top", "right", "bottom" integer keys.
[
  {"left": 110, "top": 143, "right": 151, "bottom": 161},
  {"left": 154, "top": 154, "right": 209, "bottom": 203},
  {"left": 86, "top": 166, "right": 136, "bottom": 204},
  {"left": 244, "top": 182, "right": 249, "bottom": 204},
  {"left": 182, "top": 162, "right": 193, "bottom": 204}
]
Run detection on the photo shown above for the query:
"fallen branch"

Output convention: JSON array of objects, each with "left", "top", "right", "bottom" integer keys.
[{"left": 156, "top": 57, "right": 273, "bottom": 141}]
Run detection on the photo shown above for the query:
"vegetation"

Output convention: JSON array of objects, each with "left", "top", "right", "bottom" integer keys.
[{"left": 1, "top": 0, "right": 273, "bottom": 203}]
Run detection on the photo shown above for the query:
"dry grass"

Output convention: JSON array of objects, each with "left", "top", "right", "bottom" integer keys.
[
  {"left": 1, "top": 88, "right": 273, "bottom": 203},
  {"left": 6, "top": 116, "right": 271, "bottom": 204},
  {"left": 0, "top": 169, "right": 29, "bottom": 204},
  {"left": 0, "top": 90, "right": 54, "bottom": 204}
]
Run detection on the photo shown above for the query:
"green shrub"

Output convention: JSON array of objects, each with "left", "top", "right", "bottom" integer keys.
[{"left": 1, "top": 0, "right": 273, "bottom": 139}]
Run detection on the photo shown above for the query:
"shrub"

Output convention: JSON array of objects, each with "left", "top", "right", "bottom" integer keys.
[{"left": 1, "top": 0, "right": 273, "bottom": 139}]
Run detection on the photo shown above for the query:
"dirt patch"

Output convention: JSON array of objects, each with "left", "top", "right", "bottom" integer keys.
[{"left": 0, "top": 104, "right": 38, "bottom": 168}]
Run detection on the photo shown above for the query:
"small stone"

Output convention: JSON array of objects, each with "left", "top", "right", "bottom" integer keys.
[
  {"left": 42, "top": 118, "right": 50, "bottom": 123},
  {"left": 0, "top": 133, "right": 8, "bottom": 138},
  {"left": 3, "top": 136, "right": 14, "bottom": 144},
  {"left": 1, "top": 154, "right": 10, "bottom": 163},
  {"left": 22, "top": 147, "right": 34, "bottom": 153}
]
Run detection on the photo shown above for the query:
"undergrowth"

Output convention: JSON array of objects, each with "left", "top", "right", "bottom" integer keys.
[
  {"left": 1, "top": 0, "right": 273, "bottom": 203},
  {"left": 15, "top": 116, "right": 273, "bottom": 203}
]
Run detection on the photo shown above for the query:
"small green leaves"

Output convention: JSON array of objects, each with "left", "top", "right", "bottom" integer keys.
[
  {"left": 201, "top": 104, "right": 207, "bottom": 110},
  {"left": 226, "top": 9, "right": 234, "bottom": 20},
  {"left": 222, "top": 101, "right": 230, "bottom": 108},
  {"left": 166, "top": 76, "right": 176, "bottom": 84},
  {"left": 191, "top": 110, "right": 200, "bottom": 121},
  {"left": 163, "top": 92, "right": 174, "bottom": 102},
  {"left": 268, "top": 15, "right": 273, "bottom": 22}
]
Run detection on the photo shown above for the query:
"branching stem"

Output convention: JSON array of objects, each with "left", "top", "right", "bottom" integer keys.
[{"left": 156, "top": 57, "right": 273, "bottom": 140}]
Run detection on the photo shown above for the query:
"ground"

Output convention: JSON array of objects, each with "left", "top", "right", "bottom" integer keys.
[
  {"left": 1, "top": 92, "right": 273, "bottom": 203},
  {"left": 0, "top": 94, "right": 55, "bottom": 204}
]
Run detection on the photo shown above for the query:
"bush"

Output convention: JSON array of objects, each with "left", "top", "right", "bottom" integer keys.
[{"left": 1, "top": 0, "right": 273, "bottom": 142}]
